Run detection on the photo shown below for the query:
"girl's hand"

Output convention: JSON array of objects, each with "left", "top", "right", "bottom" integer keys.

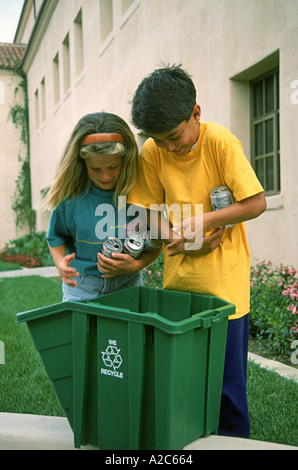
[
  {"left": 97, "top": 252, "right": 140, "bottom": 278},
  {"left": 57, "top": 253, "right": 79, "bottom": 286}
]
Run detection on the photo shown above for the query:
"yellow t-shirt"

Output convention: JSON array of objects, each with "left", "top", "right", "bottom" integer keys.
[{"left": 128, "top": 122, "right": 264, "bottom": 319}]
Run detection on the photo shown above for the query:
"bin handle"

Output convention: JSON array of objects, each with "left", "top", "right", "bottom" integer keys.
[{"left": 211, "top": 309, "right": 224, "bottom": 323}]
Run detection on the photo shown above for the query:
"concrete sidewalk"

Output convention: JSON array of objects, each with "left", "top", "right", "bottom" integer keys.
[
  {"left": 0, "top": 266, "right": 59, "bottom": 278},
  {"left": 248, "top": 352, "right": 298, "bottom": 382},
  {"left": 0, "top": 412, "right": 297, "bottom": 450}
]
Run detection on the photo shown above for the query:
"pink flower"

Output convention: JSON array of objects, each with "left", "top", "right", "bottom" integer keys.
[{"left": 287, "top": 304, "right": 298, "bottom": 314}]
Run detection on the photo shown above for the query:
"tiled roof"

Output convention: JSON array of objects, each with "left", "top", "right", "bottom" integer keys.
[{"left": 0, "top": 43, "right": 26, "bottom": 68}]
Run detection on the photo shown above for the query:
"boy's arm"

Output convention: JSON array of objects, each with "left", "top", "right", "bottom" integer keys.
[
  {"left": 149, "top": 209, "right": 225, "bottom": 257},
  {"left": 167, "top": 192, "right": 266, "bottom": 256},
  {"left": 203, "top": 191, "right": 266, "bottom": 231}
]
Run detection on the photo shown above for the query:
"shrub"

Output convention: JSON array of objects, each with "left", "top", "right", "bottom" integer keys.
[
  {"left": 0, "top": 232, "right": 53, "bottom": 268},
  {"left": 142, "top": 253, "right": 164, "bottom": 289},
  {"left": 250, "top": 260, "right": 298, "bottom": 356}
]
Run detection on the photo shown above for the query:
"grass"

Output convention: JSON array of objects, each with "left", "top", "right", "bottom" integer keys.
[
  {"left": 0, "top": 275, "right": 297, "bottom": 447},
  {"left": 0, "top": 261, "right": 23, "bottom": 271},
  {"left": 0, "top": 276, "right": 65, "bottom": 417},
  {"left": 247, "top": 361, "right": 297, "bottom": 446}
]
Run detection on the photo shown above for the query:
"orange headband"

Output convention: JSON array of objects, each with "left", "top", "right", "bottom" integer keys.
[{"left": 81, "top": 133, "right": 126, "bottom": 145}]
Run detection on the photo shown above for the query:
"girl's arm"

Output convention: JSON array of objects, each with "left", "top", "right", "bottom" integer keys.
[
  {"left": 48, "top": 244, "right": 79, "bottom": 286},
  {"left": 97, "top": 247, "right": 162, "bottom": 278}
]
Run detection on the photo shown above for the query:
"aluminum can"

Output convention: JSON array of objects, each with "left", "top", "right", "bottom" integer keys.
[
  {"left": 210, "top": 186, "right": 234, "bottom": 228},
  {"left": 123, "top": 234, "right": 144, "bottom": 259},
  {"left": 142, "top": 230, "right": 162, "bottom": 251},
  {"left": 102, "top": 237, "right": 123, "bottom": 258}
]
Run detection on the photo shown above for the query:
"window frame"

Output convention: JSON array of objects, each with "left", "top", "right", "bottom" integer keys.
[{"left": 250, "top": 68, "right": 280, "bottom": 196}]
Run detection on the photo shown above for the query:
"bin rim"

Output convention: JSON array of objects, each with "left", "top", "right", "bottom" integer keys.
[{"left": 16, "top": 298, "right": 234, "bottom": 335}]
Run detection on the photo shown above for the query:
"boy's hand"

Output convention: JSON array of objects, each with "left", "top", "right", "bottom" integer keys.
[
  {"left": 167, "top": 226, "right": 225, "bottom": 257},
  {"left": 97, "top": 252, "right": 139, "bottom": 278},
  {"left": 57, "top": 253, "right": 79, "bottom": 286}
]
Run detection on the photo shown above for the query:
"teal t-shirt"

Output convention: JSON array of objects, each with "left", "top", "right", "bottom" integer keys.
[{"left": 47, "top": 185, "right": 136, "bottom": 276}]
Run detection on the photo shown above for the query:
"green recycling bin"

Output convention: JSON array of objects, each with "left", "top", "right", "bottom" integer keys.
[{"left": 16, "top": 286, "right": 234, "bottom": 450}]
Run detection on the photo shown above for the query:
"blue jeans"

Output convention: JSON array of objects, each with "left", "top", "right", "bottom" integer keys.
[
  {"left": 218, "top": 314, "right": 250, "bottom": 438},
  {"left": 62, "top": 272, "right": 143, "bottom": 302}
]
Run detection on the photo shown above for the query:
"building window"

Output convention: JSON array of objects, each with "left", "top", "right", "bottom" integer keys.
[
  {"left": 250, "top": 69, "right": 280, "bottom": 195},
  {"left": 53, "top": 52, "right": 60, "bottom": 105},
  {"left": 63, "top": 32, "right": 71, "bottom": 93},
  {"left": 74, "top": 9, "right": 84, "bottom": 76},
  {"left": 100, "top": 0, "right": 113, "bottom": 43}
]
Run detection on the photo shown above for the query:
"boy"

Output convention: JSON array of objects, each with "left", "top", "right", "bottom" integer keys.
[{"left": 128, "top": 65, "right": 266, "bottom": 438}]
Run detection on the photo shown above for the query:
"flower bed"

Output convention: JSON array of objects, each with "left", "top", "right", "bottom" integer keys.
[
  {"left": 250, "top": 260, "right": 298, "bottom": 356},
  {"left": 0, "top": 252, "right": 43, "bottom": 268},
  {"left": 0, "top": 232, "right": 53, "bottom": 268},
  {"left": 142, "top": 254, "right": 163, "bottom": 289}
]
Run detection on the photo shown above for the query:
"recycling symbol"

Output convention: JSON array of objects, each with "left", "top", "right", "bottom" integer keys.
[{"left": 101, "top": 344, "right": 123, "bottom": 371}]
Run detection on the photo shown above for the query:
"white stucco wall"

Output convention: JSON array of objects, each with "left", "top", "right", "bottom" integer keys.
[
  {"left": 0, "top": 68, "right": 28, "bottom": 249},
  {"left": 19, "top": 0, "right": 298, "bottom": 266}
]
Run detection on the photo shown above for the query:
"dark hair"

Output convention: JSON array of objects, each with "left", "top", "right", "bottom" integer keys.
[{"left": 131, "top": 65, "right": 196, "bottom": 134}]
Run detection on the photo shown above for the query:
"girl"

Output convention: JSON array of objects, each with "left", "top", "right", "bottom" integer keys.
[{"left": 44, "top": 112, "right": 161, "bottom": 301}]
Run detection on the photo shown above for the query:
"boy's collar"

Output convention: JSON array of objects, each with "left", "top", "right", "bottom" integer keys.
[{"left": 190, "top": 140, "right": 198, "bottom": 151}]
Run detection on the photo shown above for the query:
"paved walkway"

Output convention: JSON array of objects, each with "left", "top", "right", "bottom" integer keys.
[
  {"left": 0, "top": 412, "right": 297, "bottom": 450},
  {"left": 0, "top": 266, "right": 59, "bottom": 278},
  {"left": 248, "top": 352, "right": 298, "bottom": 382},
  {"left": 0, "top": 266, "right": 297, "bottom": 450}
]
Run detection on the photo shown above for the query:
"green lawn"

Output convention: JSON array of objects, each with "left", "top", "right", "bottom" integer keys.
[
  {"left": 0, "top": 261, "right": 23, "bottom": 271},
  {"left": 0, "top": 276, "right": 65, "bottom": 416},
  {"left": 247, "top": 361, "right": 297, "bottom": 446},
  {"left": 0, "top": 276, "right": 297, "bottom": 447}
]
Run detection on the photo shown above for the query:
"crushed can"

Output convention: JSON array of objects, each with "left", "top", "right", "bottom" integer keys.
[
  {"left": 142, "top": 230, "right": 162, "bottom": 251},
  {"left": 210, "top": 186, "right": 234, "bottom": 228},
  {"left": 123, "top": 234, "right": 144, "bottom": 259},
  {"left": 102, "top": 237, "right": 123, "bottom": 258}
]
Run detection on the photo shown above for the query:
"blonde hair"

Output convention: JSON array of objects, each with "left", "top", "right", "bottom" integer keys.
[{"left": 43, "top": 112, "right": 139, "bottom": 209}]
